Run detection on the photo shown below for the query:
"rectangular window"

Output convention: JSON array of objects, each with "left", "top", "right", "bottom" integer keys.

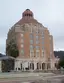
[
  {"left": 41, "top": 28, "right": 44, "bottom": 34},
  {"left": 21, "top": 25, "right": 26, "bottom": 31},
  {"left": 42, "top": 46, "right": 45, "bottom": 50},
  {"left": 36, "top": 46, "right": 39, "bottom": 49},
  {"left": 38, "top": 28, "right": 40, "bottom": 33},
  {"left": 42, "top": 41, "right": 44, "bottom": 44},
  {"left": 38, "top": 28, "right": 42, "bottom": 33},
  {"left": 41, "top": 38, "right": 44, "bottom": 45},
  {"left": 36, "top": 35, "right": 39, "bottom": 40},
  {"left": 36, "top": 41, "right": 39, "bottom": 44},
  {"left": 42, "top": 36, "right": 44, "bottom": 38},
  {"left": 30, "top": 40, "right": 33, "bottom": 44},
  {"left": 36, "top": 50, "right": 40, "bottom": 57},
  {"left": 36, "top": 27, "right": 38, "bottom": 33},
  {"left": 30, "top": 27, "right": 32, "bottom": 33},
  {"left": 36, "top": 31, "right": 38, "bottom": 34},
  {"left": 30, "top": 45, "right": 33, "bottom": 49},
  {"left": 21, "top": 49, "right": 24, "bottom": 55},
  {"left": 41, "top": 33, "right": 44, "bottom": 39},
  {"left": 30, "top": 34, "right": 33, "bottom": 39},
  {"left": 30, "top": 50, "right": 34, "bottom": 57},
  {"left": 42, "top": 32, "right": 44, "bottom": 34},
  {"left": 21, "top": 27, "right": 24, "bottom": 32},
  {"left": 42, "top": 50, "right": 44, "bottom": 57}
]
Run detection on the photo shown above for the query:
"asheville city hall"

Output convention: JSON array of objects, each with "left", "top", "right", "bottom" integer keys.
[{"left": 6, "top": 9, "right": 56, "bottom": 71}]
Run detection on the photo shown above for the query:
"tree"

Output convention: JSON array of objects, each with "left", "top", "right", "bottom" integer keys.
[
  {"left": 6, "top": 39, "right": 19, "bottom": 58},
  {"left": 58, "top": 59, "right": 64, "bottom": 68},
  {"left": 2, "top": 59, "right": 14, "bottom": 72}
]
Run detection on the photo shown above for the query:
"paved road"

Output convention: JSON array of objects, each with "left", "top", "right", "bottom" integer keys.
[
  {"left": 0, "top": 72, "right": 64, "bottom": 83},
  {"left": 0, "top": 74, "right": 64, "bottom": 83}
]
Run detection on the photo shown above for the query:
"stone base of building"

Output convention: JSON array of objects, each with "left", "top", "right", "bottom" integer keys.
[{"left": 14, "top": 58, "right": 56, "bottom": 71}]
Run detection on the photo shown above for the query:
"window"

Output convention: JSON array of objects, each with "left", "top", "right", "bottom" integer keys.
[
  {"left": 21, "top": 25, "right": 26, "bottom": 31},
  {"left": 36, "top": 50, "right": 40, "bottom": 57},
  {"left": 30, "top": 45, "right": 33, "bottom": 49},
  {"left": 35, "top": 27, "right": 38, "bottom": 33},
  {"left": 41, "top": 38, "right": 44, "bottom": 44},
  {"left": 42, "top": 36, "right": 44, "bottom": 39},
  {"left": 36, "top": 35, "right": 39, "bottom": 44},
  {"left": 41, "top": 28, "right": 44, "bottom": 34},
  {"left": 36, "top": 41, "right": 39, "bottom": 44},
  {"left": 42, "top": 51, "right": 44, "bottom": 57},
  {"left": 42, "top": 47, "right": 45, "bottom": 50},
  {"left": 21, "top": 64, "right": 22, "bottom": 70},
  {"left": 16, "top": 68, "right": 17, "bottom": 70},
  {"left": 38, "top": 28, "right": 40, "bottom": 33},
  {"left": 27, "top": 14, "right": 28, "bottom": 16},
  {"left": 25, "top": 14, "right": 26, "bottom": 16},
  {"left": 21, "top": 34, "right": 24, "bottom": 37},
  {"left": 42, "top": 41, "right": 44, "bottom": 44},
  {"left": 21, "top": 44, "right": 24, "bottom": 48},
  {"left": 30, "top": 27, "right": 32, "bottom": 33},
  {"left": 36, "top": 46, "right": 39, "bottom": 49},
  {"left": 36, "top": 35, "right": 39, "bottom": 40},
  {"left": 30, "top": 40, "right": 33, "bottom": 44},
  {"left": 41, "top": 34, "right": 44, "bottom": 39},
  {"left": 36, "top": 31, "right": 38, "bottom": 34},
  {"left": 30, "top": 34, "right": 33, "bottom": 39},
  {"left": 42, "top": 31, "right": 44, "bottom": 34},
  {"left": 30, "top": 50, "right": 34, "bottom": 57},
  {"left": 30, "top": 52, "right": 34, "bottom": 57},
  {"left": 38, "top": 28, "right": 42, "bottom": 33},
  {"left": 18, "top": 68, "right": 20, "bottom": 70},
  {"left": 21, "top": 49, "right": 24, "bottom": 55}
]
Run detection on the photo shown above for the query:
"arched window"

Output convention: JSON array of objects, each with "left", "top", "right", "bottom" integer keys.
[
  {"left": 21, "top": 64, "right": 22, "bottom": 70},
  {"left": 30, "top": 63, "right": 31, "bottom": 69},
  {"left": 27, "top": 14, "right": 28, "bottom": 16},
  {"left": 37, "top": 63, "right": 39, "bottom": 69},
  {"left": 30, "top": 63, "right": 34, "bottom": 70},
  {"left": 32, "top": 63, "right": 34, "bottom": 70},
  {"left": 42, "top": 63, "right": 45, "bottom": 69},
  {"left": 25, "top": 14, "right": 26, "bottom": 16},
  {"left": 31, "top": 14, "right": 32, "bottom": 17},
  {"left": 29, "top": 14, "right": 30, "bottom": 16}
]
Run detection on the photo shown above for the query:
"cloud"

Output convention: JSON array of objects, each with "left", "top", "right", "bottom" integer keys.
[
  {"left": 0, "top": 37, "right": 6, "bottom": 54},
  {"left": 0, "top": 0, "right": 64, "bottom": 53}
]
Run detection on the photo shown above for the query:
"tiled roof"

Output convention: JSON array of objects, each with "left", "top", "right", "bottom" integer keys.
[{"left": 0, "top": 53, "right": 15, "bottom": 60}]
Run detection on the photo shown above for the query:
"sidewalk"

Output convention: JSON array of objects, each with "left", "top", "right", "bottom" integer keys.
[
  {"left": 0, "top": 72, "right": 55, "bottom": 79},
  {"left": 0, "top": 72, "right": 64, "bottom": 82}
]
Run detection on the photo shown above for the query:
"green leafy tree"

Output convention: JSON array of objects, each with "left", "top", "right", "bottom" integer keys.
[
  {"left": 58, "top": 59, "right": 64, "bottom": 68},
  {"left": 2, "top": 59, "right": 14, "bottom": 72},
  {"left": 6, "top": 39, "right": 19, "bottom": 58}
]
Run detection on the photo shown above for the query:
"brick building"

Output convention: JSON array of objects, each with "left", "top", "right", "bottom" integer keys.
[{"left": 6, "top": 9, "right": 55, "bottom": 71}]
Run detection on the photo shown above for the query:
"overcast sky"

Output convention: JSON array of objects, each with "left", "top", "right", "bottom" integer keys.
[{"left": 0, "top": 0, "right": 64, "bottom": 54}]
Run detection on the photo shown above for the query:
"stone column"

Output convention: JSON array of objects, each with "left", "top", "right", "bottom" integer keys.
[
  {"left": 34, "top": 62, "right": 37, "bottom": 70},
  {"left": 40, "top": 63, "right": 42, "bottom": 70},
  {"left": 15, "top": 59, "right": 21, "bottom": 71}
]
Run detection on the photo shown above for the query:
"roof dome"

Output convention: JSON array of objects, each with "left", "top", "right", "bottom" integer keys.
[
  {"left": 22, "top": 9, "right": 34, "bottom": 18},
  {"left": 15, "top": 9, "right": 38, "bottom": 25}
]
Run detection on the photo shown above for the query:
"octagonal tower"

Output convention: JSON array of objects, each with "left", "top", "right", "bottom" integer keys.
[{"left": 6, "top": 9, "right": 55, "bottom": 71}]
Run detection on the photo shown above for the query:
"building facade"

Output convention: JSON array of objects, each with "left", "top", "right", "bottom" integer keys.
[{"left": 6, "top": 9, "right": 55, "bottom": 71}]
